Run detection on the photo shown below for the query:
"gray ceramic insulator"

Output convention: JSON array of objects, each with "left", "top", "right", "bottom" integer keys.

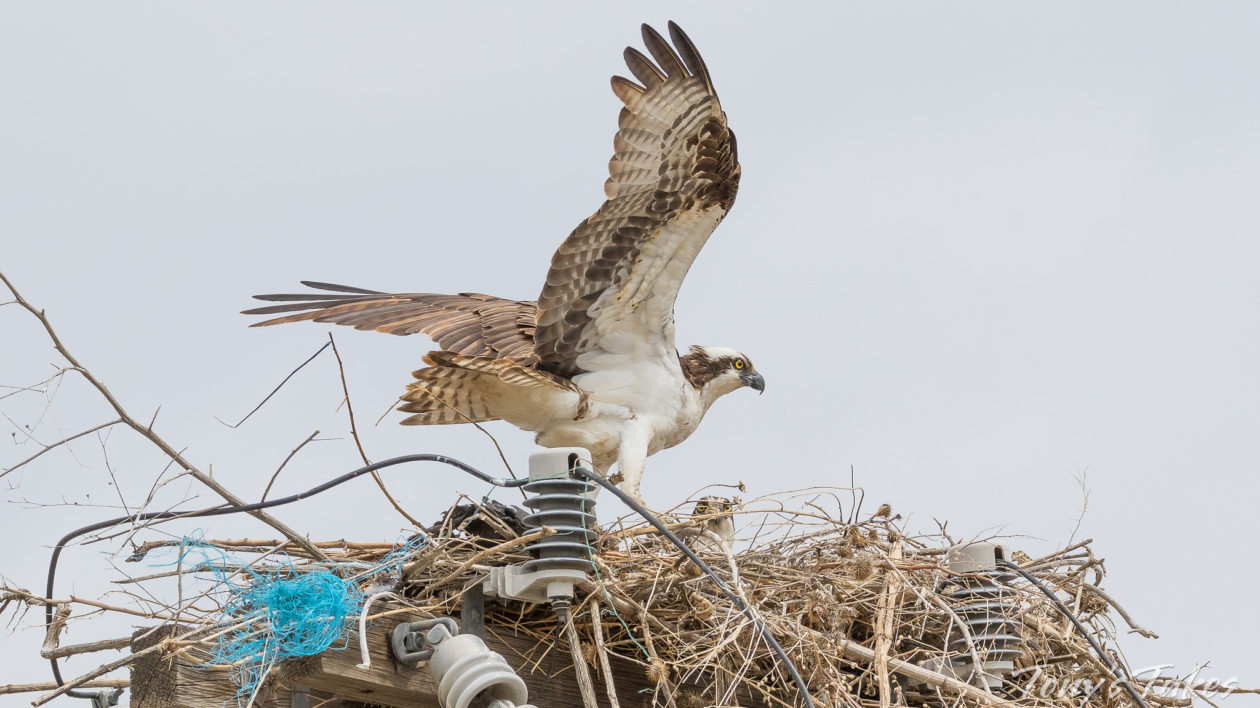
[
  {"left": 426, "top": 625, "right": 536, "bottom": 708},
  {"left": 522, "top": 448, "right": 597, "bottom": 574}
]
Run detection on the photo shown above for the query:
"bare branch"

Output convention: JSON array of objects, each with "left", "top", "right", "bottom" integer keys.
[
  {"left": 0, "top": 271, "right": 330, "bottom": 561},
  {"left": 0, "top": 418, "right": 123, "bottom": 480},
  {"left": 260, "top": 429, "right": 321, "bottom": 502},
  {"left": 0, "top": 680, "right": 128, "bottom": 696},
  {"left": 41, "top": 634, "right": 133, "bottom": 660},
  {"left": 328, "top": 333, "right": 423, "bottom": 527},
  {"left": 216, "top": 340, "right": 331, "bottom": 428},
  {"left": 2, "top": 586, "right": 197, "bottom": 623}
]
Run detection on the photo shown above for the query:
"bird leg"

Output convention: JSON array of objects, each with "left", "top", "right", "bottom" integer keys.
[{"left": 615, "top": 418, "right": 651, "bottom": 505}]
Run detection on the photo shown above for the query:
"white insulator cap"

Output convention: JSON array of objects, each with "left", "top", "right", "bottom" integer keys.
[
  {"left": 528, "top": 447, "right": 593, "bottom": 481},
  {"left": 946, "top": 542, "right": 1010, "bottom": 573}
]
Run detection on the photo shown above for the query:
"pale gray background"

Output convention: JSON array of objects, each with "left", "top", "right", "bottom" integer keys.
[{"left": 2, "top": 2, "right": 1257, "bottom": 705}]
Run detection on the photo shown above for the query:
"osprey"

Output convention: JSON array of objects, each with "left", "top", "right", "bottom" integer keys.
[
  {"left": 686, "top": 496, "right": 738, "bottom": 555},
  {"left": 245, "top": 22, "right": 763, "bottom": 503}
]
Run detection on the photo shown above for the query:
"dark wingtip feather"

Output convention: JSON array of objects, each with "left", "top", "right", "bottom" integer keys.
[
  {"left": 640, "top": 23, "right": 687, "bottom": 78},
  {"left": 242, "top": 301, "right": 333, "bottom": 315},
  {"left": 667, "top": 21, "right": 714, "bottom": 95},
  {"left": 623, "top": 46, "right": 665, "bottom": 87},
  {"left": 299, "top": 281, "right": 384, "bottom": 294}
]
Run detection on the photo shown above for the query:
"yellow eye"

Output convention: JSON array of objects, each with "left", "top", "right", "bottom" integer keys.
[
  {"left": 723, "top": 503, "right": 733, "bottom": 512},
  {"left": 734, "top": 359, "right": 746, "bottom": 370}
]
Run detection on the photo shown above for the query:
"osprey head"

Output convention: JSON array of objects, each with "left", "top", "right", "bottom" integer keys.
[
  {"left": 680, "top": 345, "right": 765, "bottom": 399},
  {"left": 691, "top": 495, "right": 738, "bottom": 551}
]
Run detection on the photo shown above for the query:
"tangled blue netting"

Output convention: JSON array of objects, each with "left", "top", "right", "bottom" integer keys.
[{"left": 160, "top": 532, "right": 425, "bottom": 705}]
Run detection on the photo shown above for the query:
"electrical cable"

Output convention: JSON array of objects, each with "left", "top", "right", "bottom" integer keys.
[
  {"left": 998, "top": 560, "right": 1151, "bottom": 708},
  {"left": 573, "top": 466, "right": 817, "bottom": 708},
  {"left": 44, "top": 453, "right": 525, "bottom": 701}
]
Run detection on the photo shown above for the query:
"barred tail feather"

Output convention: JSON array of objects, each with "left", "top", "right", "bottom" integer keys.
[
  {"left": 397, "top": 351, "right": 584, "bottom": 427},
  {"left": 398, "top": 367, "right": 499, "bottom": 425}
]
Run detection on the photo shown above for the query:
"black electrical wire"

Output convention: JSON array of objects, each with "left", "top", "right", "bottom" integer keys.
[
  {"left": 998, "top": 560, "right": 1151, "bottom": 708},
  {"left": 44, "top": 453, "right": 526, "bottom": 701},
  {"left": 573, "top": 467, "right": 818, "bottom": 708}
]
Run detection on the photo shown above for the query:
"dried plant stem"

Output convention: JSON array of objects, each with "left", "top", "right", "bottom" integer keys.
[
  {"left": 41, "top": 634, "right": 132, "bottom": 660},
  {"left": 41, "top": 604, "right": 70, "bottom": 657},
  {"left": 31, "top": 621, "right": 240, "bottom": 706},
  {"left": 0, "top": 680, "right": 128, "bottom": 696},
  {"left": 328, "top": 333, "right": 424, "bottom": 527},
  {"left": 0, "top": 419, "right": 123, "bottom": 480},
  {"left": 3, "top": 586, "right": 196, "bottom": 623},
  {"left": 0, "top": 272, "right": 329, "bottom": 562},
  {"left": 640, "top": 608, "right": 678, "bottom": 708},
  {"left": 562, "top": 613, "right": 601, "bottom": 708},
  {"left": 410, "top": 527, "right": 554, "bottom": 590},
  {"left": 590, "top": 600, "right": 622, "bottom": 708},
  {"left": 824, "top": 630, "right": 1035, "bottom": 708},
  {"left": 1080, "top": 583, "right": 1159, "bottom": 639},
  {"left": 874, "top": 539, "right": 902, "bottom": 708},
  {"left": 260, "top": 429, "right": 321, "bottom": 501}
]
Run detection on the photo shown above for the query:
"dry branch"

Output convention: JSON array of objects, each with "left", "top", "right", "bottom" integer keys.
[
  {"left": 0, "top": 272, "right": 329, "bottom": 562},
  {"left": 0, "top": 680, "right": 128, "bottom": 696}
]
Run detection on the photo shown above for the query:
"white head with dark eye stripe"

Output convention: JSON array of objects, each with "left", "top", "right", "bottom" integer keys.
[{"left": 680, "top": 345, "right": 765, "bottom": 403}]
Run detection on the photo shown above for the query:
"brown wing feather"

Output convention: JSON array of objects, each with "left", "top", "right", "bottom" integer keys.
[
  {"left": 244, "top": 282, "right": 539, "bottom": 363},
  {"left": 399, "top": 351, "right": 580, "bottom": 425},
  {"left": 534, "top": 22, "right": 740, "bottom": 378}
]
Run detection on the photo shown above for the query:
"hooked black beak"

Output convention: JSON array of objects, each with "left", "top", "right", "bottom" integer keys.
[{"left": 741, "top": 370, "right": 765, "bottom": 394}]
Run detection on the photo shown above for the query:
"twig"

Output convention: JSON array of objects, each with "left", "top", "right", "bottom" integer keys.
[
  {"left": 562, "top": 611, "right": 600, "bottom": 708},
  {"left": 640, "top": 607, "right": 678, "bottom": 708},
  {"left": 0, "top": 419, "right": 123, "bottom": 480},
  {"left": 328, "top": 333, "right": 371, "bottom": 466},
  {"left": 874, "top": 539, "right": 902, "bottom": 708},
  {"left": 0, "top": 366, "right": 73, "bottom": 403},
  {"left": 1079, "top": 583, "right": 1159, "bottom": 639},
  {"left": 0, "top": 680, "right": 128, "bottom": 696},
  {"left": 217, "top": 340, "right": 331, "bottom": 428},
  {"left": 1025, "top": 537, "right": 1094, "bottom": 568},
  {"left": 410, "top": 527, "right": 554, "bottom": 590},
  {"left": 40, "top": 635, "right": 133, "bottom": 660},
  {"left": 328, "top": 333, "right": 424, "bottom": 527},
  {"left": 0, "top": 272, "right": 330, "bottom": 562},
  {"left": 3, "top": 586, "right": 196, "bottom": 623},
  {"left": 40, "top": 604, "right": 70, "bottom": 657},
  {"left": 819, "top": 627, "right": 1041, "bottom": 708},
  {"left": 33, "top": 620, "right": 253, "bottom": 706},
  {"left": 590, "top": 600, "right": 622, "bottom": 708},
  {"left": 260, "top": 430, "right": 321, "bottom": 502}
]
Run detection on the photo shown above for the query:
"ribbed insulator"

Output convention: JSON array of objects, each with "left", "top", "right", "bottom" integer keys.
[
  {"left": 428, "top": 630, "right": 531, "bottom": 708},
  {"left": 521, "top": 475, "right": 596, "bottom": 572},
  {"left": 946, "top": 572, "right": 1023, "bottom": 663}
]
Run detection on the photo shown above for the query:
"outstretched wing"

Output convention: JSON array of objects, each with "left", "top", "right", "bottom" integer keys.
[
  {"left": 534, "top": 22, "right": 741, "bottom": 378},
  {"left": 244, "top": 282, "right": 538, "bottom": 362}
]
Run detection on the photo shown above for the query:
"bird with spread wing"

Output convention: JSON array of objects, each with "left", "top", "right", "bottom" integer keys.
[{"left": 244, "top": 22, "right": 763, "bottom": 503}]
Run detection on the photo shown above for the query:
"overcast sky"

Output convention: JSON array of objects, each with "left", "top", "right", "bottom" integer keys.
[{"left": 3, "top": 2, "right": 1258, "bottom": 705}]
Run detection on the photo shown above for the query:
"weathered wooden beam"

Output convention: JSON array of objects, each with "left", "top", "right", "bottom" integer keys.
[
  {"left": 130, "top": 608, "right": 773, "bottom": 708},
  {"left": 281, "top": 608, "right": 668, "bottom": 708},
  {"left": 129, "top": 626, "right": 290, "bottom": 708}
]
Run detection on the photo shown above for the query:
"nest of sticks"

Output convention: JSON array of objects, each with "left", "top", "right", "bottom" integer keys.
[{"left": 104, "top": 488, "right": 1203, "bottom": 708}]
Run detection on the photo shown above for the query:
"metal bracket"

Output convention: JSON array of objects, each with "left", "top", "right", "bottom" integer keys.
[
  {"left": 482, "top": 565, "right": 587, "bottom": 605},
  {"left": 389, "top": 617, "right": 458, "bottom": 666},
  {"left": 89, "top": 688, "right": 123, "bottom": 708},
  {"left": 462, "top": 582, "right": 486, "bottom": 639}
]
